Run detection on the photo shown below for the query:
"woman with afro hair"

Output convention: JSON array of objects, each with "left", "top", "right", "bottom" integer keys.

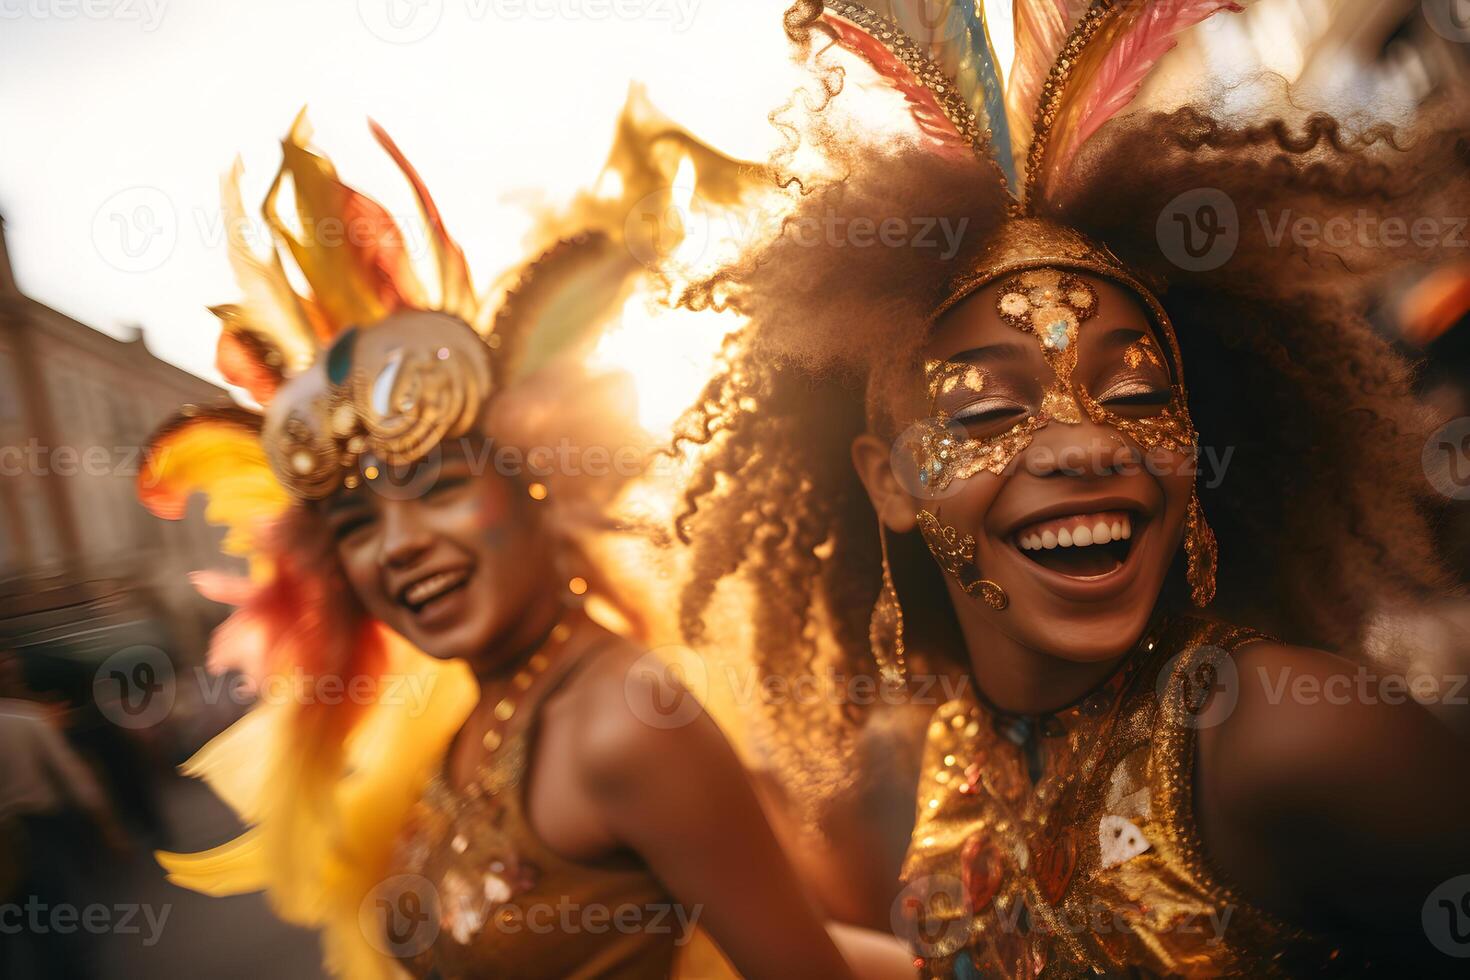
[{"left": 671, "top": 1, "right": 1470, "bottom": 974}]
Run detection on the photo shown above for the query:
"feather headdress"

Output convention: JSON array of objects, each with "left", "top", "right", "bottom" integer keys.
[
  {"left": 138, "top": 91, "right": 763, "bottom": 980},
  {"left": 813, "top": 0, "right": 1246, "bottom": 212}
]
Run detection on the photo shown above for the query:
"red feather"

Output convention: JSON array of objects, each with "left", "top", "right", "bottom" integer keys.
[
  {"left": 1053, "top": 0, "right": 1243, "bottom": 177},
  {"left": 822, "top": 10, "right": 975, "bottom": 160}
]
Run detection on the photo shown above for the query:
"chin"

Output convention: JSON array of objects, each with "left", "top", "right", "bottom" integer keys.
[
  {"left": 997, "top": 568, "right": 1169, "bottom": 665},
  {"left": 383, "top": 614, "right": 491, "bottom": 663},
  {"left": 1016, "top": 605, "right": 1155, "bottom": 664}
]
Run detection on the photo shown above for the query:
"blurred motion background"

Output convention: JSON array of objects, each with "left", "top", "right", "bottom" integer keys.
[{"left": 2, "top": 0, "right": 1469, "bottom": 977}]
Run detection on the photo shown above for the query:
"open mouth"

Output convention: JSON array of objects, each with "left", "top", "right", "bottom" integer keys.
[
  {"left": 398, "top": 567, "right": 471, "bottom": 615},
  {"left": 1012, "top": 510, "right": 1139, "bottom": 579}
]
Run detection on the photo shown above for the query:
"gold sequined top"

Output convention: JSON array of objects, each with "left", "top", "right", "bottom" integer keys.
[
  {"left": 900, "top": 616, "right": 1349, "bottom": 978},
  {"left": 387, "top": 654, "right": 681, "bottom": 980}
]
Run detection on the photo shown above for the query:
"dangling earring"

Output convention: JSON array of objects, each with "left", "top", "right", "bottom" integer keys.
[
  {"left": 869, "top": 521, "right": 908, "bottom": 685},
  {"left": 1184, "top": 489, "right": 1217, "bottom": 607},
  {"left": 916, "top": 510, "right": 1008, "bottom": 611}
]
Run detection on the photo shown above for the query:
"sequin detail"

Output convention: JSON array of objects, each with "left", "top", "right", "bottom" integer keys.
[{"left": 901, "top": 617, "right": 1351, "bottom": 977}]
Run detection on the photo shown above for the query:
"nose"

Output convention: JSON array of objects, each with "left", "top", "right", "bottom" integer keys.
[
  {"left": 1020, "top": 415, "right": 1139, "bottom": 481},
  {"left": 378, "top": 500, "right": 434, "bottom": 569}
]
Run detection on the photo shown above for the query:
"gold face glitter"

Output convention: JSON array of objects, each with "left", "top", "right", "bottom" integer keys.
[{"left": 907, "top": 267, "right": 1197, "bottom": 495}]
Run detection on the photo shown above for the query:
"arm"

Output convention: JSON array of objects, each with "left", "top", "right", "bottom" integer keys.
[
  {"left": 828, "top": 922, "right": 919, "bottom": 980},
  {"left": 1196, "top": 641, "right": 1470, "bottom": 964},
  {"left": 569, "top": 645, "right": 860, "bottom": 980}
]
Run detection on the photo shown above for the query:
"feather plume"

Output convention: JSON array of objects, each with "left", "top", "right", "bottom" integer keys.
[
  {"left": 218, "top": 157, "right": 319, "bottom": 370},
  {"left": 1007, "top": 0, "right": 1087, "bottom": 180},
  {"left": 210, "top": 304, "right": 287, "bottom": 404},
  {"left": 1042, "top": 0, "right": 1244, "bottom": 189},
  {"left": 819, "top": 2, "right": 1016, "bottom": 181},
  {"left": 821, "top": 8, "right": 979, "bottom": 161},
  {"left": 369, "top": 120, "right": 480, "bottom": 329},
  {"left": 263, "top": 110, "right": 429, "bottom": 338},
  {"left": 137, "top": 407, "right": 287, "bottom": 573}
]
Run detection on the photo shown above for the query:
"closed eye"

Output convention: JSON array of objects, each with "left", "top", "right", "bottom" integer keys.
[
  {"left": 1096, "top": 379, "right": 1171, "bottom": 407},
  {"left": 330, "top": 512, "right": 375, "bottom": 541},
  {"left": 950, "top": 398, "right": 1029, "bottom": 427},
  {"left": 426, "top": 475, "right": 470, "bottom": 496}
]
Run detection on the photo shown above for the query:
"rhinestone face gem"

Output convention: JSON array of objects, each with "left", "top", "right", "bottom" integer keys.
[{"left": 1040, "top": 317, "right": 1072, "bottom": 350}]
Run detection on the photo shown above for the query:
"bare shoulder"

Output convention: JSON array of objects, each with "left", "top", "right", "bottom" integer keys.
[
  {"left": 1199, "top": 637, "right": 1468, "bottom": 842},
  {"left": 557, "top": 636, "right": 733, "bottom": 794},
  {"left": 1210, "top": 639, "right": 1454, "bottom": 775},
  {"left": 1192, "top": 636, "right": 1470, "bottom": 937}
]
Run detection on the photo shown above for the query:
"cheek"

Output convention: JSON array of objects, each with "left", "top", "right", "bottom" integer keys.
[
  {"left": 452, "top": 482, "right": 524, "bottom": 563},
  {"left": 929, "top": 473, "right": 1005, "bottom": 533},
  {"left": 335, "top": 536, "right": 391, "bottom": 612},
  {"left": 1159, "top": 458, "right": 1197, "bottom": 528}
]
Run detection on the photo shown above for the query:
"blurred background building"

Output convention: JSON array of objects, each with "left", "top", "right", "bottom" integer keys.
[
  {"left": 0, "top": 212, "right": 233, "bottom": 694},
  {"left": 1, "top": 215, "right": 321, "bottom": 979}
]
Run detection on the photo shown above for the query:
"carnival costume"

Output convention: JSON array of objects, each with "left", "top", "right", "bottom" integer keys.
[
  {"left": 137, "top": 94, "right": 758, "bottom": 979},
  {"left": 669, "top": 1, "right": 1469, "bottom": 975}
]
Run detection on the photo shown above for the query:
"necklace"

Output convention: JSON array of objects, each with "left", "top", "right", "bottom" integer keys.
[
  {"left": 479, "top": 615, "right": 575, "bottom": 755},
  {"left": 973, "top": 622, "right": 1163, "bottom": 784}
]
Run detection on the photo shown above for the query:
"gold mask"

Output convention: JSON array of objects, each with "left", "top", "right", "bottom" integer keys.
[{"left": 905, "top": 229, "right": 1198, "bottom": 497}]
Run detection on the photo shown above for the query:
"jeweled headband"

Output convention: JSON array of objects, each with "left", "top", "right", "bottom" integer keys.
[
  {"left": 261, "top": 310, "right": 494, "bottom": 499},
  {"left": 906, "top": 218, "right": 1197, "bottom": 494}
]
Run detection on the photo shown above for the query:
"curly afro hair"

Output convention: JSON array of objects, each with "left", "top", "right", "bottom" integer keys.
[{"left": 668, "top": 1, "right": 1469, "bottom": 805}]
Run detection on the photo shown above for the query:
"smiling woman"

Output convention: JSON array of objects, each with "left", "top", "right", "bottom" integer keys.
[
  {"left": 669, "top": 1, "right": 1470, "bottom": 975},
  {"left": 134, "top": 110, "right": 858, "bottom": 980}
]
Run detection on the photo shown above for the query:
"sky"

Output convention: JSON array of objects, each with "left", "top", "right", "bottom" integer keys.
[
  {"left": 0, "top": 0, "right": 1408, "bottom": 399},
  {"left": 0, "top": 0, "right": 894, "bottom": 386}
]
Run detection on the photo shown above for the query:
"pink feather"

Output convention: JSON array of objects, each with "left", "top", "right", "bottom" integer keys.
[
  {"left": 822, "top": 10, "right": 976, "bottom": 161},
  {"left": 1054, "top": 0, "right": 1243, "bottom": 174},
  {"left": 1008, "top": 0, "right": 1088, "bottom": 165}
]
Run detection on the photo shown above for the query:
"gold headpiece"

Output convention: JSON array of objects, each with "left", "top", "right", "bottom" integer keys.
[
  {"left": 188, "top": 110, "right": 503, "bottom": 500},
  {"left": 262, "top": 310, "right": 494, "bottom": 498}
]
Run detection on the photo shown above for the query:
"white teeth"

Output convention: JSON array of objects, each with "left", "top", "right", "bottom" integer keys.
[
  {"left": 1017, "top": 515, "right": 1135, "bottom": 551},
  {"left": 404, "top": 570, "right": 464, "bottom": 607}
]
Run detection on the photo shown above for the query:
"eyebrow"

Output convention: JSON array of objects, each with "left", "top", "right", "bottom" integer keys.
[
  {"left": 324, "top": 492, "right": 371, "bottom": 516},
  {"left": 1098, "top": 326, "right": 1148, "bottom": 349},
  {"left": 939, "top": 342, "right": 1034, "bottom": 366}
]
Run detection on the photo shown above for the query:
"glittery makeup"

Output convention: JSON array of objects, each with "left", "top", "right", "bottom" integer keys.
[{"left": 908, "top": 268, "right": 1197, "bottom": 494}]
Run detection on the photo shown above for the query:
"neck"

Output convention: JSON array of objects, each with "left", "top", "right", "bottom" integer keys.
[
  {"left": 470, "top": 592, "right": 573, "bottom": 688},
  {"left": 954, "top": 607, "right": 1130, "bottom": 717}
]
